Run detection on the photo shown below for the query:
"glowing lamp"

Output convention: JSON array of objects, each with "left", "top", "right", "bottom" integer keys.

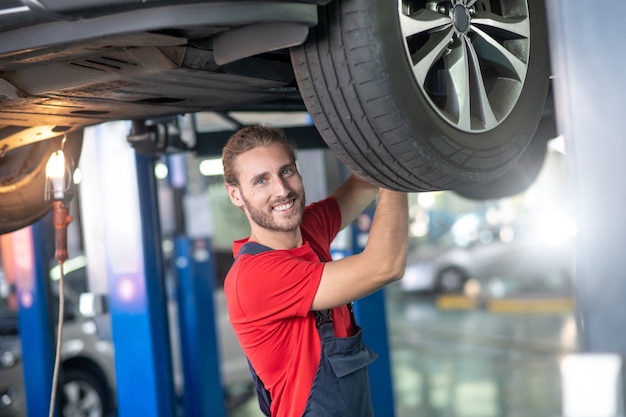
[
  {"left": 46, "top": 150, "right": 66, "bottom": 200},
  {"left": 45, "top": 148, "right": 73, "bottom": 263}
]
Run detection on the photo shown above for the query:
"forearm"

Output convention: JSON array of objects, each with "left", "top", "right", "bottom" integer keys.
[
  {"left": 362, "top": 188, "right": 409, "bottom": 280},
  {"left": 311, "top": 188, "right": 409, "bottom": 310}
]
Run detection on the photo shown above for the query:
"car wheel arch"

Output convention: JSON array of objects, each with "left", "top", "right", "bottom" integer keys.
[{"left": 0, "top": 130, "right": 83, "bottom": 235}]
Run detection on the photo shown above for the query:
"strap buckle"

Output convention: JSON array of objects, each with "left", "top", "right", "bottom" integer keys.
[{"left": 314, "top": 309, "right": 332, "bottom": 327}]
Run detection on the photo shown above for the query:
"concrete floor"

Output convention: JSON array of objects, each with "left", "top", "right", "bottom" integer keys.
[{"left": 230, "top": 284, "right": 577, "bottom": 417}]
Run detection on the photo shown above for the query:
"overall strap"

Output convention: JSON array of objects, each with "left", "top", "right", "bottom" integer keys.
[
  {"left": 238, "top": 241, "right": 274, "bottom": 257},
  {"left": 235, "top": 242, "right": 274, "bottom": 417}
]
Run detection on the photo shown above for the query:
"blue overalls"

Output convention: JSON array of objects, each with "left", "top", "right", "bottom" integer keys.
[{"left": 236, "top": 242, "right": 378, "bottom": 416}]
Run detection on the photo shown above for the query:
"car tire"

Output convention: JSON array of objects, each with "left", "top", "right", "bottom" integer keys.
[
  {"left": 59, "top": 368, "right": 110, "bottom": 417},
  {"left": 291, "top": 0, "right": 550, "bottom": 192},
  {"left": 0, "top": 130, "right": 83, "bottom": 235},
  {"left": 452, "top": 114, "right": 556, "bottom": 200},
  {"left": 436, "top": 267, "right": 467, "bottom": 294}
]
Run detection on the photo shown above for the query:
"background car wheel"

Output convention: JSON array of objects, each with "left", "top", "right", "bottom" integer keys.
[
  {"left": 291, "top": 0, "right": 551, "bottom": 192},
  {"left": 59, "top": 368, "right": 110, "bottom": 417},
  {"left": 436, "top": 267, "right": 467, "bottom": 294},
  {"left": 0, "top": 130, "right": 83, "bottom": 235}
]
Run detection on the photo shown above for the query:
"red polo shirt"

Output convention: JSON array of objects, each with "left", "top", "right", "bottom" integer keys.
[{"left": 225, "top": 197, "right": 356, "bottom": 417}]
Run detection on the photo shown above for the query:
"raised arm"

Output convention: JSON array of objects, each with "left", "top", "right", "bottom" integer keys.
[
  {"left": 330, "top": 173, "right": 379, "bottom": 230},
  {"left": 311, "top": 188, "right": 409, "bottom": 310}
]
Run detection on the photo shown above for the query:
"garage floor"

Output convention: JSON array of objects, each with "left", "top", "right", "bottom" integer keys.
[{"left": 230, "top": 284, "right": 577, "bottom": 417}]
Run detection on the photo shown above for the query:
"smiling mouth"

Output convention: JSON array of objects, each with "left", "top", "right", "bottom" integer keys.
[{"left": 272, "top": 200, "right": 294, "bottom": 212}]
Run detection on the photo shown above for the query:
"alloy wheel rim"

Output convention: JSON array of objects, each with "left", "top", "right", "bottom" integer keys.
[
  {"left": 399, "top": 0, "right": 531, "bottom": 133},
  {"left": 62, "top": 380, "right": 103, "bottom": 417}
]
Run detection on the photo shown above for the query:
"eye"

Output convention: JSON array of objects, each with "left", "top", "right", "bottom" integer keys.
[
  {"left": 255, "top": 178, "right": 266, "bottom": 185},
  {"left": 282, "top": 167, "right": 293, "bottom": 176}
]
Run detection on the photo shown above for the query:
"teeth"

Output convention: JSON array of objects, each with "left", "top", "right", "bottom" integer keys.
[{"left": 274, "top": 201, "right": 293, "bottom": 211}]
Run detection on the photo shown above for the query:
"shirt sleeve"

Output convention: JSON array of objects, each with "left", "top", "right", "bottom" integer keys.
[
  {"left": 234, "top": 251, "right": 324, "bottom": 323},
  {"left": 300, "top": 197, "right": 341, "bottom": 261}
]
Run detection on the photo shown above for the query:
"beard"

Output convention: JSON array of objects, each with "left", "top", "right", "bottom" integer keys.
[{"left": 242, "top": 190, "right": 306, "bottom": 232}]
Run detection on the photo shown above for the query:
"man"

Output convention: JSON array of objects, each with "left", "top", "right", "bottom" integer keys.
[{"left": 222, "top": 125, "right": 408, "bottom": 416}]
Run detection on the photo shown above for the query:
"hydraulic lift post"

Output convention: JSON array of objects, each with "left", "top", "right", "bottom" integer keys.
[
  {"left": 1, "top": 222, "right": 57, "bottom": 417},
  {"left": 545, "top": 2, "right": 626, "bottom": 414},
  {"left": 79, "top": 121, "right": 177, "bottom": 417},
  {"left": 166, "top": 152, "right": 227, "bottom": 417}
]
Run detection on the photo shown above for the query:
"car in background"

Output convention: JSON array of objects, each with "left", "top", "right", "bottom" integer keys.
[
  {"left": 0, "top": 286, "right": 25, "bottom": 417},
  {"left": 0, "top": 270, "right": 116, "bottom": 417},
  {"left": 400, "top": 210, "right": 575, "bottom": 297},
  {"left": 53, "top": 254, "right": 253, "bottom": 408},
  {"left": 0, "top": 0, "right": 554, "bottom": 235}
]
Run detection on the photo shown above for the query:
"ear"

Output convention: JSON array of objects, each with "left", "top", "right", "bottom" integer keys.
[{"left": 226, "top": 184, "right": 244, "bottom": 208}]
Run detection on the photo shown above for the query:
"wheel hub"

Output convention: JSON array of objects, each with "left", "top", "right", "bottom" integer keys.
[{"left": 453, "top": 4, "right": 470, "bottom": 33}]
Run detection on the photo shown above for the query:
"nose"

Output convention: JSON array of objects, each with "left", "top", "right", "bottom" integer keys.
[{"left": 271, "top": 175, "right": 290, "bottom": 197}]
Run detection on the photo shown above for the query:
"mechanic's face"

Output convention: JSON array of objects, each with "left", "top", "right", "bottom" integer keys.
[{"left": 228, "top": 143, "right": 305, "bottom": 233}]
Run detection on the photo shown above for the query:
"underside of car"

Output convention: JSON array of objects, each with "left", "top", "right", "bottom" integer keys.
[{"left": 0, "top": 0, "right": 553, "bottom": 234}]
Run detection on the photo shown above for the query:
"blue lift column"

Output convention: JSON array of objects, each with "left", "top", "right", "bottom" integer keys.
[
  {"left": 351, "top": 206, "right": 396, "bottom": 417},
  {"left": 166, "top": 152, "right": 227, "bottom": 417},
  {"left": 79, "top": 121, "right": 177, "bottom": 417},
  {"left": 1, "top": 221, "right": 57, "bottom": 417}
]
